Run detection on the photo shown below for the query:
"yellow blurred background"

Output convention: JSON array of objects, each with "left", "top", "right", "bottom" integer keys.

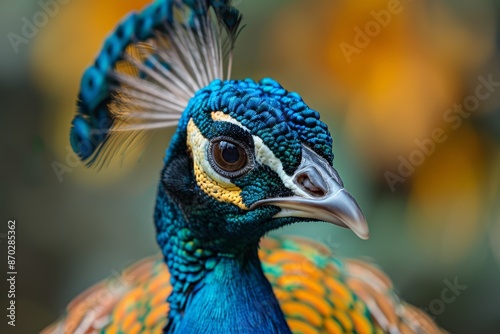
[{"left": 1, "top": 0, "right": 499, "bottom": 332}]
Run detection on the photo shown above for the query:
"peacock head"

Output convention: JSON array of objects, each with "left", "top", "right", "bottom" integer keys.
[
  {"left": 70, "top": 0, "right": 369, "bottom": 255},
  {"left": 157, "top": 78, "right": 369, "bottom": 252}
]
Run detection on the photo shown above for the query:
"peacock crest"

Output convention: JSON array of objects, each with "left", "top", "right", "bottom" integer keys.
[{"left": 45, "top": 1, "right": 445, "bottom": 333}]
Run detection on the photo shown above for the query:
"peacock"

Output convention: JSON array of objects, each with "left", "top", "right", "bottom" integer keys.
[{"left": 44, "top": 1, "right": 444, "bottom": 333}]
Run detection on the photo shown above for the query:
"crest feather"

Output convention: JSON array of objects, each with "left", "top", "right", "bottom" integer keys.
[{"left": 70, "top": 0, "right": 243, "bottom": 167}]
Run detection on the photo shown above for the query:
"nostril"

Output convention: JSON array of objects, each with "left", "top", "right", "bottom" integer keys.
[{"left": 297, "top": 173, "right": 326, "bottom": 197}]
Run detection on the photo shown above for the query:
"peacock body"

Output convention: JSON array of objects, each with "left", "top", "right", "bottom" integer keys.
[{"left": 44, "top": 1, "right": 444, "bottom": 333}]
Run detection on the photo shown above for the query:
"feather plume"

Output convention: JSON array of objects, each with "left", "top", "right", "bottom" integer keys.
[{"left": 70, "top": 0, "right": 243, "bottom": 168}]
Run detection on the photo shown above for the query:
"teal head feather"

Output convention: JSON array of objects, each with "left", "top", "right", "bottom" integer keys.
[{"left": 69, "top": 1, "right": 369, "bottom": 333}]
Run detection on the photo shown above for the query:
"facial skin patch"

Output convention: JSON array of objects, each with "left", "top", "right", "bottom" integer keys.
[
  {"left": 186, "top": 119, "right": 247, "bottom": 210},
  {"left": 210, "top": 112, "right": 311, "bottom": 199}
]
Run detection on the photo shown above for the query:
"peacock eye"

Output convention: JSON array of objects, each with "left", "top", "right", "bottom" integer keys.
[{"left": 208, "top": 138, "right": 252, "bottom": 178}]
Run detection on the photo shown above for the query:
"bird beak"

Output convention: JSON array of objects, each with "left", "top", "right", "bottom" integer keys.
[{"left": 250, "top": 145, "right": 369, "bottom": 240}]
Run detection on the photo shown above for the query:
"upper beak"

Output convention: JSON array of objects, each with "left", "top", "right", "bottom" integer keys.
[{"left": 250, "top": 145, "right": 369, "bottom": 240}]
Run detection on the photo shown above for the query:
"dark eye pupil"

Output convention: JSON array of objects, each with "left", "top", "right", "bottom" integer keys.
[
  {"left": 210, "top": 139, "right": 249, "bottom": 176},
  {"left": 220, "top": 142, "right": 240, "bottom": 163}
]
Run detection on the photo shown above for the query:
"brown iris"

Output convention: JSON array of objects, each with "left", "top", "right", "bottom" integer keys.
[{"left": 211, "top": 140, "right": 248, "bottom": 173}]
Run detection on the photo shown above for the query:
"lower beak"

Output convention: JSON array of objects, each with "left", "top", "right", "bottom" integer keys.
[{"left": 250, "top": 145, "right": 369, "bottom": 240}]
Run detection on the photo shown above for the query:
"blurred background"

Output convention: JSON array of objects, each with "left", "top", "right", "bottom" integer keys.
[{"left": 1, "top": 0, "right": 500, "bottom": 332}]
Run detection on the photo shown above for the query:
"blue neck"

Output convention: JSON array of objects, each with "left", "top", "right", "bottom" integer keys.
[
  {"left": 169, "top": 251, "right": 291, "bottom": 334},
  {"left": 155, "top": 187, "right": 291, "bottom": 334}
]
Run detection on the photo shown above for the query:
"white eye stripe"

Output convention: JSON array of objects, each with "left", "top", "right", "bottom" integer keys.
[
  {"left": 251, "top": 135, "right": 310, "bottom": 198},
  {"left": 209, "top": 111, "right": 310, "bottom": 197},
  {"left": 211, "top": 111, "right": 251, "bottom": 132}
]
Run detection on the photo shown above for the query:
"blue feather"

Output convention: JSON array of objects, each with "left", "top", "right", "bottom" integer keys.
[{"left": 70, "top": 0, "right": 243, "bottom": 166}]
